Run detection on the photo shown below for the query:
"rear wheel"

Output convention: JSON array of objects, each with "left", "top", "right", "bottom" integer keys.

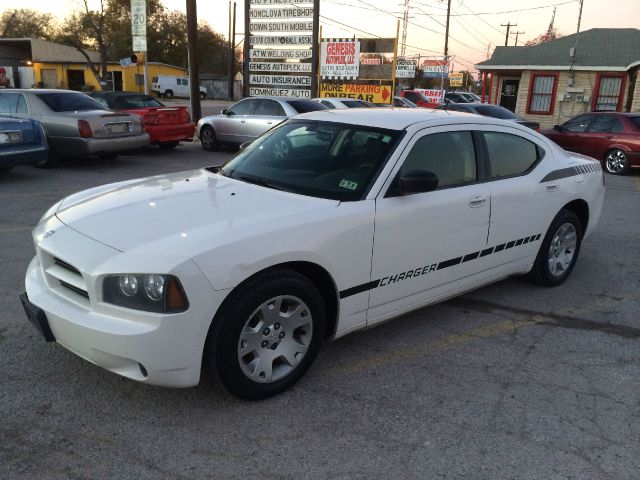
[
  {"left": 164, "top": 89, "right": 174, "bottom": 99},
  {"left": 200, "top": 125, "right": 218, "bottom": 151},
  {"left": 200, "top": 91, "right": 207, "bottom": 100},
  {"left": 158, "top": 141, "right": 179, "bottom": 150},
  {"left": 528, "top": 209, "right": 582, "bottom": 286},
  {"left": 604, "top": 149, "right": 630, "bottom": 175},
  {"left": 204, "top": 268, "right": 326, "bottom": 400}
]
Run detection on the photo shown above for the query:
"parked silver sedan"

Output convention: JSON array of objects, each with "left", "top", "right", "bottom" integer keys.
[
  {"left": 196, "top": 96, "right": 327, "bottom": 151},
  {"left": 0, "top": 89, "right": 149, "bottom": 167}
]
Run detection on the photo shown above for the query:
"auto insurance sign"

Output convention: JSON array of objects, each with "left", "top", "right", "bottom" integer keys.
[{"left": 320, "top": 39, "right": 361, "bottom": 80}]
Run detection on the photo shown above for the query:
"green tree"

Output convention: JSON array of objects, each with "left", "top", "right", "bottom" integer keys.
[{"left": 0, "top": 9, "right": 58, "bottom": 39}]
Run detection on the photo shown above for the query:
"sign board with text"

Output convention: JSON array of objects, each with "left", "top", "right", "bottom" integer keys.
[
  {"left": 449, "top": 72, "right": 464, "bottom": 87},
  {"left": 249, "top": 87, "right": 311, "bottom": 98},
  {"left": 132, "top": 36, "right": 147, "bottom": 52},
  {"left": 395, "top": 59, "right": 417, "bottom": 78},
  {"left": 319, "top": 82, "right": 392, "bottom": 103},
  {"left": 250, "top": 62, "right": 312, "bottom": 73},
  {"left": 422, "top": 59, "right": 449, "bottom": 78},
  {"left": 320, "top": 39, "right": 361, "bottom": 79},
  {"left": 131, "top": 0, "right": 146, "bottom": 37},
  {"left": 250, "top": 49, "right": 313, "bottom": 59}
]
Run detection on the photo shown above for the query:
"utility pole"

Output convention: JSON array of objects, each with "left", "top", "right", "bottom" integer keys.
[
  {"left": 186, "top": 0, "right": 201, "bottom": 122},
  {"left": 501, "top": 22, "right": 517, "bottom": 46},
  {"left": 443, "top": 0, "right": 452, "bottom": 56},
  {"left": 513, "top": 31, "right": 525, "bottom": 46},
  {"left": 228, "top": 1, "right": 236, "bottom": 100},
  {"left": 486, "top": 42, "right": 491, "bottom": 59}
]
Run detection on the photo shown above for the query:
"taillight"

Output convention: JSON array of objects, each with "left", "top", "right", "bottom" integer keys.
[
  {"left": 144, "top": 115, "right": 159, "bottom": 126},
  {"left": 78, "top": 120, "right": 92, "bottom": 138}
]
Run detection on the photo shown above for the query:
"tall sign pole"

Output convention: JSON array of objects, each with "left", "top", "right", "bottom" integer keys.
[
  {"left": 131, "top": 0, "right": 148, "bottom": 93},
  {"left": 186, "top": 0, "right": 201, "bottom": 122},
  {"left": 311, "top": 0, "right": 320, "bottom": 97}
]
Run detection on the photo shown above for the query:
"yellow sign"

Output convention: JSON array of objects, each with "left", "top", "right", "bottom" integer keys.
[
  {"left": 319, "top": 82, "right": 392, "bottom": 103},
  {"left": 449, "top": 72, "right": 464, "bottom": 87}
]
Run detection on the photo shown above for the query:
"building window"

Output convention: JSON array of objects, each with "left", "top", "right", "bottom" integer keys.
[
  {"left": 593, "top": 75, "right": 625, "bottom": 111},
  {"left": 527, "top": 74, "right": 557, "bottom": 114},
  {"left": 135, "top": 74, "right": 144, "bottom": 86}
]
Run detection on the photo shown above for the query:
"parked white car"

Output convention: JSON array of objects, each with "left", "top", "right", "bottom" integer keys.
[
  {"left": 311, "top": 97, "right": 376, "bottom": 109},
  {"left": 22, "top": 109, "right": 604, "bottom": 400},
  {"left": 151, "top": 75, "right": 207, "bottom": 99}
]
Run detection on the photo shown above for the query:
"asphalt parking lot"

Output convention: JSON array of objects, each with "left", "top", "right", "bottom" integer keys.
[{"left": 1, "top": 143, "right": 639, "bottom": 480}]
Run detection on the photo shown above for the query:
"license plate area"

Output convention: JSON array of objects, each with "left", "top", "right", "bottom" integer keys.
[
  {"left": 0, "top": 130, "right": 23, "bottom": 144},
  {"left": 105, "top": 122, "right": 131, "bottom": 134}
]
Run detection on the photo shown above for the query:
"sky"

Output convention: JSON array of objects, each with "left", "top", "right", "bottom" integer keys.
[{"left": 11, "top": 0, "right": 640, "bottom": 72}]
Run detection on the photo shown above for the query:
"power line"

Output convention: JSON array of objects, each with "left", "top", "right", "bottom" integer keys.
[{"left": 416, "top": 0, "right": 578, "bottom": 17}]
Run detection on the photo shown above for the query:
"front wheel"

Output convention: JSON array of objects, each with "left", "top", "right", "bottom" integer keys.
[
  {"left": 204, "top": 268, "right": 326, "bottom": 400},
  {"left": 200, "top": 91, "right": 207, "bottom": 100},
  {"left": 604, "top": 149, "right": 630, "bottom": 175},
  {"left": 200, "top": 125, "right": 218, "bottom": 151},
  {"left": 164, "top": 89, "right": 174, "bottom": 99},
  {"left": 528, "top": 209, "right": 582, "bottom": 286}
]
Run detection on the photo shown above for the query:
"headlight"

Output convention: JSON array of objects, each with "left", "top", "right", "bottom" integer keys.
[{"left": 103, "top": 274, "right": 189, "bottom": 313}]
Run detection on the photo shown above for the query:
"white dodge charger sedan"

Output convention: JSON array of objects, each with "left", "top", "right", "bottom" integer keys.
[{"left": 22, "top": 109, "right": 604, "bottom": 400}]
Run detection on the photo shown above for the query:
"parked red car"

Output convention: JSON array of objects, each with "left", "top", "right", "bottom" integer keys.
[
  {"left": 399, "top": 90, "right": 442, "bottom": 108},
  {"left": 90, "top": 91, "right": 195, "bottom": 149},
  {"left": 542, "top": 112, "right": 640, "bottom": 175}
]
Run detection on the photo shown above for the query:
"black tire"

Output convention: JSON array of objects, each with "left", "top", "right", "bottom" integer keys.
[
  {"left": 604, "top": 149, "right": 630, "bottom": 175},
  {"left": 164, "top": 89, "right": 174, "bottom": 99},
  {"left": 36, "top": 144, "right": 59, "bottom": 168},
  {"left": 158, "top": 141, "right": 179, "bottom": 150},
  {"left": 200, "top": 91, "right": 207, "bottom": 100},
  {"left": 204, "top": 268, "right": 326, "bottom": 400},
  {"left": 200, "top": 125, "right": 218, "bottom": 151},
  {"left": 96, "top": 152, "right": 119, "bottom": 161},
  {"left": 528, "top": 209, "right": 582, "bottom": 286}
]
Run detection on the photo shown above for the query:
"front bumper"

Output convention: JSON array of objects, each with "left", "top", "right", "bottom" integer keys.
[
  {"left": 49, "top": 133, "right": 150, "bottom": 156},
  {"left": 23, "top": 216, "right": 228, "bottom": 387}
]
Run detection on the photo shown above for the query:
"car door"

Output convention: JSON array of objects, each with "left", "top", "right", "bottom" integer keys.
[
  {"left": 215, "top": 98, "right": 257, "bottom": 143},
  {"left": 367, "top": 126, "right": 490, "bottom": 324},
  {"left": 582, "top": 114, "right": 624, "bottom": 160},
  {"left": 552, "top": 114, "right": 593, "bottom": 154},
  {"left": 245, "top": 99, "right": 287, "bottom": 141},
  {"left": 480, "top": 128, "right": 552, "bottom": 273}
]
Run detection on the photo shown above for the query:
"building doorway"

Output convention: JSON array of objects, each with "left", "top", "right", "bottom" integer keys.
[
  {"left": 67, "top": 69, "right": 86, "bottom": 91},
  {"left": 499, "top": 78, "right": 520, "bottom": 112}
]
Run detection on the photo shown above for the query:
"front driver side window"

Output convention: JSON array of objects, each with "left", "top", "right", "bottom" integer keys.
[
  {"left": 563, "top": 115, "right": 592, "bottom": 132},
  {"left": 398, "top": 131, "right": 477, "bottom": 190},
  {"left": 228, "top": 99, "right": 255, "bottom": 116}
]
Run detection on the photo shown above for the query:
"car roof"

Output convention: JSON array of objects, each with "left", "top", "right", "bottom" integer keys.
[
  {"left": 0, "top": 89, "right": 84, "bottom": 94},
  {"left": 295, "top": 108, "right": 518, "bottom": 130},
  {"left": 91, "top": 91, "right": 153, "bottom": 98}
]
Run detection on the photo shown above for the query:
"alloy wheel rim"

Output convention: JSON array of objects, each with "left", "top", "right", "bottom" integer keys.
[
  {"left": 237, "top": 295, "right": 313, "bottom": 383},
  {"left": 547, "top": 223, "right": 577, "bottom": 277},
  {"left": 202, "top": 129, "right": 214, "bottom": 148},
  {"left": 606, "top": 150, "right": 626, "bottom": 173}
]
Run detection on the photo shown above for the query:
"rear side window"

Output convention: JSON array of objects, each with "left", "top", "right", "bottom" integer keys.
[
  {"left": 36, "top": 92, "right": 107, "bottom": 112},
  {"left": 562, "top": 114, "right": 591, "bottom": 132},
  {"left": 228, "top": 99, "right": 255, "bottom": 115},
  {"left": 286, "top": 100, "right": 327, "bottom": 113},
  {"left": 0, "top": 93, "right": 22, "bottom": 113},
  {"left": 400, "top": 131, "right": 477, "bottom": 189},
  {"left": 587, "top": 115, "right": 623, "bottom": 133},
  {"left": 254, "top": 99, "right": 286, "bottom": 116},
  {"left": 630, "top": 116, "right": 640, "bottom": 129},
  {"left": 483, "top": 132, "right": 541, "bottom": 178}
]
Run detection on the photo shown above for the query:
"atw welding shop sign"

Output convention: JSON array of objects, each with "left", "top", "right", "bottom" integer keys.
[{"left": 320, "top": 39, "right": 361, "bottom": 79}]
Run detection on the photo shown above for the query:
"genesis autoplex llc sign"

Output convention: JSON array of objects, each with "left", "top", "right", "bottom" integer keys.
[{"left": 320, "top": 39, "right": 361, "bottom": 79}]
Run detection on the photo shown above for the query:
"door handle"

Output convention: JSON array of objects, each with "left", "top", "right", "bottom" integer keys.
[
  {"left": 469, "top": 195, "right": 485, "bottom": 208},
  {"left": 546, "top": 184, "right": 559, "bottom": 192},
  {"left": 267, "top": 121, "right": 273, "bottom": 124},
  {"left": 240, "top": 120, "right": 246, "bottom": 123}
]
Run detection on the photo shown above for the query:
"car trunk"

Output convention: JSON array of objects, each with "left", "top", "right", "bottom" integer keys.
[{"left": 64, "top": 111, "right": 142, "bottom": 139}]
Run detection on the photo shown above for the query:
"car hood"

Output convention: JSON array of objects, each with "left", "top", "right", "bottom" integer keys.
[{"left": 55, "top": 169, "right": 339, "bottom": 253}]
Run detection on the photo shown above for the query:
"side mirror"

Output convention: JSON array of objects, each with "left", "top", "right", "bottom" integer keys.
[
  {"left": 395, "top": 170, "right": 439, "bottom": 195},
  {"left": 239, "top": 141, "right": 252, "bottom": 151},
  {"left": 221, "top": 108, "right": 229, "bottom": 115},
  {"left": 553, "top": 124, "right": 563, "bottom": 132}
]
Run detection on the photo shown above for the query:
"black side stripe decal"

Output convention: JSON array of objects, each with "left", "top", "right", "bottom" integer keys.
[
  {"left": 540, "top": 163, "right": 601, "bottom": 183},
  {"left": 339, "top": 232, "right": 543, "bottom": 299}
]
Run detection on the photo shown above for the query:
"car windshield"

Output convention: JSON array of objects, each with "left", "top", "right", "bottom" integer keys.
[
  {"left": 475, "top": 105, "right": 518, "bottom": 120},
  {"left": 112, "top": 95, "right": 163, "bottom": 109},
  {"left": 216, "top": 120, "right": 401, "bottom": 201},
  {"left": 36, "top": 92, "right": 107, "bottom": 112},
  {"left": 286, "top": 100, "right": 327, "bottom": 113},
  {"left": 344, "top": 100, "right": 373, "bottom": 108}
]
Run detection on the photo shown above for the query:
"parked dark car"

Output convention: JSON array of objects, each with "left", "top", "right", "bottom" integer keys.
[
  {"left": 392, "top": 96, "right": 417, "bottom": 108},
  {"left": 0, "top": 116, "right": 48, "bottom": 173},
  {"left": 440, "top": 103, "right": 540, "bottom": 131},
  {"left": 542, "top": 112, "right": 640, "bottom": 175},
  {"left": 90, "top": 91, "right": 195, "bottom": 149}
]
